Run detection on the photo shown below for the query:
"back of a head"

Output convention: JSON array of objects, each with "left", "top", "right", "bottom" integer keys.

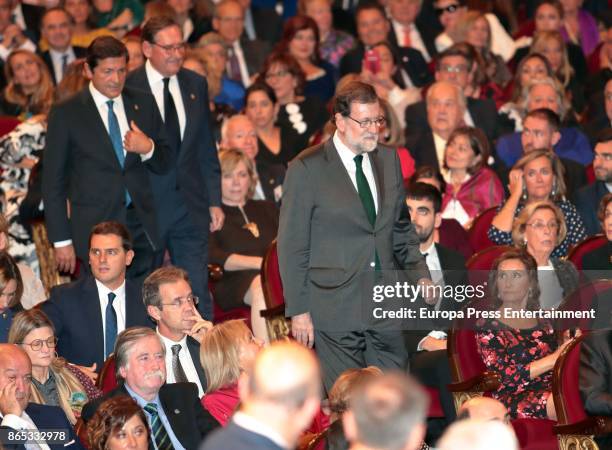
[
  {"left": 349, "top": 372, "right": 428, "bottom": 450},
  {"left": 437, "top": 419, "right": 518, "bottom": 450}
]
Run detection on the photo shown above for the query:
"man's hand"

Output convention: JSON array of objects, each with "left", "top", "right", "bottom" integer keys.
[
  {"left": 421, "top": 336, "right": 447, "bottom": 351},
  {"left": 2, "top": 25, "right": 25, "bottom": 48},
  {"left": 185, "top": 307, "right": 213, "bottom": 343},
  {"left": 74, "top": 363, "right": 98, "bottom": 383},
  {"left": 54, "top": 245, "right": 76, "bottom": 274},
  {"left": 418, "top": 278, "right": 438, "bottom": 305},
  {"left": 209, "top": 206, "right": 224, "bottom": 232},
  {"left": 0, "top": 382, "right": 24, "bottom": 417},
  {"left": 291, "top": 312, "right": 314, "bottom": 348},
  {"left": 124, "top": 121, "right": 153, "bottom": 154}
]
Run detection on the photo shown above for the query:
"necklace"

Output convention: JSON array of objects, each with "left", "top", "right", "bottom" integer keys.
[{"left": 238, "top": 205, "right": 260, "bottom": 238}]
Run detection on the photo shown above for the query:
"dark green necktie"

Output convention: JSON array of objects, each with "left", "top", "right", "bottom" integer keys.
[
  {"left": 144, "top": 403, "right": 172, "bottom": 450},
  {"left": 354, "top": 154, "right": 380, "bottom": 270}
]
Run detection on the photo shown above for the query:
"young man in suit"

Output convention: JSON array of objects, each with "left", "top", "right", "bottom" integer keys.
[
  {"left": 278, "top": 81, "right": 432, "bottom": 391},
  {"left": 404, "top": 182, "right": 469, "bottom": 424},
  {"left": 81, "top": 327, "right": 218, "bottom": 450},
  {"left": 143, "top": 266, "right": 211, "bottom": 397},
  {"left": 39, "top": 8, "right": 87, "bottom": 85},
  {"left": 41, "top": 221, "right": 152, "bottom": 372},
  {"left": 42, "top": 36, "right": 170, "bottom": 281},
  {"left": 126, "top": 16, "right": 223, "bottom": 319},
  {"left": 0, "top": 344, "right": 85, "bottom": 450},
  {"left": 202, "top": 341, "right": 321, "bottom": 450}
]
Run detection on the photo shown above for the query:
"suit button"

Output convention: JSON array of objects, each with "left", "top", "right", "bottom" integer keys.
[{"left": 370, "top": 262, "right": 375, "bottom": 267}]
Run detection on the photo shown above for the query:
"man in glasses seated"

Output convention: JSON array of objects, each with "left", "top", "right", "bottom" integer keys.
[
  {"left": 41, "top": 221, "right": 152, "bottom": 374},
  {"left": 143, "top": 266, "right": 211, "bottom": 397}
]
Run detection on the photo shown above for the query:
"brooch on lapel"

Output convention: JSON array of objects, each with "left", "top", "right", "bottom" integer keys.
[
  {"left": 402, "top": 56, "right": 409, "bottom": 63},
  {"left": 190, "top": 93, "right": 196, "bottom": 100},
  {"left": 174, "top": 409, "right": 180, "bottom": 414},
  {"left": 134, "top": 104, "right": 140, "bottom": 111}
]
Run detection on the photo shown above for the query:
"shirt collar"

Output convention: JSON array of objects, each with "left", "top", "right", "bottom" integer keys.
[
  {"left": 124, "top": 383, "right": 161, "bottom": 408},
  {"left": 333, "top": 130, "right": 368, "bottom": 165},
  {"left": 420, "top": 241, "right": 437, "bottom": 256},
  {"left": 157, "top": 327, "right": 188, "bottom": 346},
  {"left": 95, "top": 279, "right": 126, "bottom": 299},
  {"left": 145, "top": 59, "right": 173, "bottom": 86},
  {"left": 89, "top": 81, "right": 123, "bottom": 108},
  {"left": 49, "top": 47, "right": 73, "bottom": 59},
  {"left": 232, "top": 411, "right": 289, "bottom": 449}
]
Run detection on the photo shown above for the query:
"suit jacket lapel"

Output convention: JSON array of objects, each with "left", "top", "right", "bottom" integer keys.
[
  {"left": 81, "top": 90, "right": 123, "bottom": 172},
  {"left": 83, "top": 276, "right": 106, "bottom": 364},
  {"left": 186, "top": 337, "right": 207, "bottom": 389},
  {"left": 369, "top": 147, "right": 385, "bottom": 225},
  {"left": 122, "top": 89, "right": 142, "bottom": 170},
  {"left": 177, "top": 70, "right": 195, "bottom": 154}
]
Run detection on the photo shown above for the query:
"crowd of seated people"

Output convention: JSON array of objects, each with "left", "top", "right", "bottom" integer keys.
[{"left": 0, "top": 0, "right": 610, "bottom": 448}]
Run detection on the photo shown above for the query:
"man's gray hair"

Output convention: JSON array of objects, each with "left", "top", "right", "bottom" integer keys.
[
  {"left": 114, "top": 327, "right": 164, "bottom": 380},
  {"left": 437, "top": 419, "right": 518, "bottom": 450},
  {"left": 426, "top": 80, "right": 467, "bottom": 112}
]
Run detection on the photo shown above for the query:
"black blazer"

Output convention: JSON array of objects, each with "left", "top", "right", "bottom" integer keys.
[
  {"left": 404, "top": 97, "right": 499, "bottom": 143},
  {"left": 186, "top": 335, "right": 208, "bottom": 391},
  {"left": 42, "top": 86, "right": 170, "bottom": 263},
  {"left": 256, "top": 160, "right": 285, "bottom": 203},
  {"left": 387, "top": 23, "right": 437, "bottom": 62},
  {"left": 582, "top": 241, "right": 612, "bottom": 271},
  {"left": 574, "top": 181, "right": 610, "bottom": 236},
  {"left": 40, "top": 46, "right": 88, "bottom": 85},
  {"left": 240, "top": 36, "right": 271, "bottom": 79},
  {"left": 2, "top": 403, "right": 85, "bottom": 450},
  {"left": 339, "top": 42, "right": 432, "bottom": 88},
  {"left": 82, "top": 383, "right": 219, "bottom": 450},
  {"left": 40, "top": 276, "right": 152, "bottom": 370},
  {"left": 201, "top": 420, "right": 285, "bottom": 450},
  {"left": 20, "top": 3, "right": 45, "bottom": 40},
  {"left": 125, "top": 68, "right": 221, "bottom": 237},
  {"left": 251, "top": 7, "right": 282, "bottom": 44},
  {"left": 405, "top": 129, "right": 439, "bottom": 170},
  {"left": 580, "top": 329, "right": 612, "bottom": 416}
]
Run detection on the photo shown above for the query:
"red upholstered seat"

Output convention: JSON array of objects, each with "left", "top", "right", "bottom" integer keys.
[
  {"left": 261, "top": 240, "right": 285, "bottom": 310},
  {"left": 425, "top": 386, "right": 445, "bottom": 418},
  {"left": 97, "top": 354, "right": 118, "bottom": 394},
  {"left": 556, "top": 280, "right": 612, "bottom": 331},
  {"left": 465, "top": 245, "right": 514, "bottom": 286},
  {"left": 467, "top": 206, "right": 497, "bottom": 252},
  {"left": 586, "top": 164, "right": 595, "bottom": 184},
  {"left": 0, "top": 116, "right": 20, "bottom": 137},
  {"left": 208, "top": 263, "right": 251, "bottom": 326},
  {"left": 567, "top": 234, "right": 606, "bottom": 270},
  {"left": 511, "top": 418, "right": 557, "bottom": 450}
]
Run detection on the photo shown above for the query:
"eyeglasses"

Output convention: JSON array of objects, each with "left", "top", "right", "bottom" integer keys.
[
  {"left": 20, "top": 336, "right": 58, "bottom": 351},
  {"left": 265, "top": 70, "right": 291, "bottom": 80},
  {"left": 347, "top": 115, "right": 386, "bottom": 129},
  {"left": 152, "top": 42, "right": 186, "bottom": 53},
  {"left": 527, "top": 221, "right": 559, "bottom": 231},
  {"left": 439, "top": 64, "right": 468, "bottom": 74},
  {"left": 161, "top": 295, "right": 199, "bottom": 308},
  {"left": 434, "top": 4, "right": 461, "bottom": 16}
]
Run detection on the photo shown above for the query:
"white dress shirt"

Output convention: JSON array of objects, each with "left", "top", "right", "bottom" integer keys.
[
  {"left": 144, "top": 60, "right": 186, "bottom": 139},
  {"left": 417, "top": 242, "right": 447, "bottom": 350},
  {"left": 391, "top": 20, "right": 431, "bottom": 62},
  {"left": 333, "top": 131, "right": 379, "bottom": 213},
  {"left": 1, "top": 411, "right": 52, "bottom": 450},
  {"left": 96, "top": 279, "right": 127, "bottom": 355},
  {"left": 158, "top": 331, "right": 204, "bottom": 397},
  {"left": 48, "top": 47, "right": 76, "bottom": 83},
  {"left": 0, "top": 35, "right": 36, "bottom": 61}
]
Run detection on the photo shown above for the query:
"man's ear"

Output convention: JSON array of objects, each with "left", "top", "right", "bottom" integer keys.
[
  {"left": 141, "top": 40, "right": 153, "bottom": 59},
  {"left": 335, "top": 113, "right": 346, "bottom": 133},
  {"left": 551, "top": 130, "right": 561, "bottom": 147},
  {"left": 342, "top": 410, "right": 358, "bottom": 443},
  {"left": 125, "top": 249, "right": 135, "bottom": 267},
  {"left": 434, "top": 212, "right": 442, "bottom": 229},
  {"left": 147, "top": 305, "right": 161, "bottom": 321},
  {"left": 83, "top": 62, "right": 94, "bottom": 80}
]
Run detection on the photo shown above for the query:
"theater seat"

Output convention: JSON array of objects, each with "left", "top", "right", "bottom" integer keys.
[
  {"left": 552, "top": 334, "right": 612, "bottom": 449},
  {"left": 75, "top": 418, "right": 89, "bottom": 449},
  {"left": 467, "top": 206, "right": 498, "bottom": 252},
  {"left": 465, "top": 245, "right": 513, "bottom": 286},
  {"left": 0, "top": 116, "right": 20, "bottom": 137},
  {"left": 207, "top": 263, "right": 251, "bottom": 326},
  {"left": 567, "top": 234, "right": 606, "bottom": 270},
  {"left": 97, "top": 354, "right": 117, "bottom": 394},
  {"left": 260, "top": 240, "right": 291, "bottom": 341}
]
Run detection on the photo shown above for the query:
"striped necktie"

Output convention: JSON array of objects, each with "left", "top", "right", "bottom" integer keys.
[{"left": 144, "top": 403, "right": 173, "bottom": 450}]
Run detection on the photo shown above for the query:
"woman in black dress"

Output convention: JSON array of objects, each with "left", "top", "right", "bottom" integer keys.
[{"left": 209, "top": 148, "right": 279, "bottom": 341}]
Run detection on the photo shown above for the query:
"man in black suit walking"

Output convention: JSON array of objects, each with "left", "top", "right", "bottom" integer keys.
[
  {"left": 41, "top": 221, "right": 152, "bottom": 372},
  {"left": 81, "top": 327, "right": 218, "bottom": 450},
  {"left": 39, "top": 8, "right": 87, "bottom": 85},
  {"left": 42, "top": 36, "right": 169, "bottom": 281},
  {"left": 126, "top": 17, "right": 223, "bottom": 319}
]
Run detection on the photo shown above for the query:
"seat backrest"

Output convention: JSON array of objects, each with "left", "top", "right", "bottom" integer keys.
[
  {"left": 466, "top": 245, "right": 514, "bottom": 286},
  {"left": 557, "top": 280, "right": 612, "bottom": 330},
  {"left": 552, "top": 334, "right": 588, "bottom": 425},
  {"left": 261, "top": 240, "right": 285, "bottom": 309},
  {"left": 567, "top": 234, "right": 606, "bottom": 270},
  {"left": 97, "top": 354, "right": 118, "bottom": 394},
  {"left": 468, "top": 206, "right": 498, "bottom": 252},
  {"left": 75, "top": 418, "right": 89, "bottom": 449},
  {"left": 0, "top": 116, "right": 21, "bottom": 137},
  {"left": 447, "top": 328, "right": 488, "bottom": 384}
]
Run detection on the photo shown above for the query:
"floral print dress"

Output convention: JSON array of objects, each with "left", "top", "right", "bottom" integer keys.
[{"left": 476, "top": 318, "right": 558, "bottom": 419}]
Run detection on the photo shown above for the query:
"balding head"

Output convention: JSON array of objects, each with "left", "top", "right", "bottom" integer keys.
[
  {"left": 0, "top": 344, "right": 32, "bottom": 411},
  {"left": 457, "top": 397, "right": 509, "bottom": 423},
  {"left": 220, "top": 115, "right": 258, "bottom": 160},
  {"left": 426, "top": 81, "right": 466, "bottom": 140},
  {"left": 437, "top": 419, "right": 518, "bottom": 450}
]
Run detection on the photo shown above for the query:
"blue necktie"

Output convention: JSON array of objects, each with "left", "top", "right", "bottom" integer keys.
[
  {"left": 105, "top": 292, "right": 117, "bottom": 358},
  {"left": 144, "top": 403, "right": 172, "bottom": 450},
  {"left": 106, "top": 100, "right": 131, "bottom": 205}
]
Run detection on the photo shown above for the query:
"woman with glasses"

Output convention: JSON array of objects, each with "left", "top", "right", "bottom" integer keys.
[
  {"left": 8, "top": 309, "right": 102, "bottom": 424},
  {"left": 209, "top": 149, "right": 279, "bottom": 341},
  {"left": 488, "top": 149, "right": 586, "bottom": 257},
  {"left": 511, "top": 201, "right": 579, "bottom": 309},
  {"left": 0, "top": 252, "right": 24, "bottom": 342}
]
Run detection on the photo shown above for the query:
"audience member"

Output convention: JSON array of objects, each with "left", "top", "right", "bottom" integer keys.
[
  {"left": 127, "top": 16, "right": 223, "bottom": 319},
  {"left": 62, "top": 0, "right": 114, "bottom": 49},
  {"left": 87, "top": 395, "right": 149, "bottom": 450},
  {"left": 559, "top": 0, "right": 599, "bottom": 58},
  {"left": 42, "top": 36, "right": 169, "bottom": 279},
  {"left": 0, "top": 0, "right": 37, "bottom": 66},
  {"left": 441, "top": 126, "right": 504, "bottom": 228},
  {"left": 386, "top": 0, "right": 436, "bottom": 62},
  {"left": 8, "top": 309, "right": 102, "bottom": 424},
  {"left": 166, "top": 0, "right": 211, "bottom": 44},
  {"left": 143, "top": 266, "right": 211, "bottom": 397},
  {"left": 342, "top": 372, "right": 428, "bottom": 450},
  {"left": 220, "top": 114, "right": 285, "bottom": 203},
  {"left": 0, "top": 252, "right": 23, "bottom": 342},
  {"left": 489, "top": 149, "right": 587, "bottom": 257},
  {"left": 124, "top": 34, "right": 144, "bottom": 71},
  {"left": 456, "top": 396, "right": 510, "bottom": 423},
  {"left": 200, "top": 319, "right": 263, "bottom": 425},
  {"left": 511, "top": 200, "right": 579, "bottom": 308},
  {"left": 81, "top": 327, "right": 219, "bottom": 448},
  {"left": 476, "top": 249, "right": 576, "bottom": 419},
  {"left": 0, "top": 343, "right": 85, "bottom": 449},
  {"left": 201, "top": 340, "right": 321, "bottom": 450},
  {"left": 93, "top": 0, "right": 143, "bottom": 37},
  {"left": 437, "top": 419, "right": 518, "bottom": 450},
  {"left": 41, "top": 221, "right": 151, "bottom": 370},
  {"left": 240, "top": 0, "right": 283, "bottom": 45},
  {"left": 209, "top": 148, "right": 278, "bottom": 340},
  {"left": 575, "top": 129, "right": 612, "bottom": 235},
  {"left": 39, "top": 8, "right": 88, "bottom": 85},
  {"left": 582, "top": 193, "right": 612, "bottom": 271}
]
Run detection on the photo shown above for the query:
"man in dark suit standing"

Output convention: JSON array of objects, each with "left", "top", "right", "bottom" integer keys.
[
  {"left": 278, "top": 81, "right": 431, "bottom": 390},
  {"left": 0, "top": 344, "right": 85, "bottom": 450},
  {"left": 81, "top": 327, "right": 218, "bottom": 450},
  {"left": 126, "top": 17, "right": 223, "bottom": 319},
  {"left": 143, "top": 266, "right": 211, "bottom": 397},
  {"left": 39, "top": 8, "right": 87, "bottom": 85},
  {"left": 41, "top": 221, "right": 152, "bottom": 372},
  {"left": 404, "top": 182, "right": 468, "bottom": 423},
  {"left": 42, "top": 36, "right": 169, "bottom": 281},
  {"left": 202, "top": 341, "right": 321, "bottom": 450}
]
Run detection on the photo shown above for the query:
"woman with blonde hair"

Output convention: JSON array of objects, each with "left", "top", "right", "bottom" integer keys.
[
  {"left": 8, "top": 309, "right": 102, "bottom": 423},
  {"left": 199, "top": 319, "right": 263, "bottom": 425},
  {"left": 0, "top": 50, "right": 54, "bottom": 119},
  {"left": 511, "top": 200, "right": 579, "bottom": 308}
]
